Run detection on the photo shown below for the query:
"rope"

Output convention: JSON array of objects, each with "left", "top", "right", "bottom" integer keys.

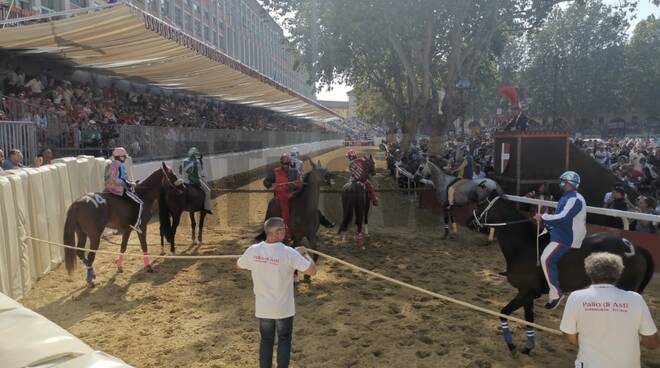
[
  {"left": 306, "top": 249, "right": 562, "bottom": 335},
  {"left": 26, "top": 235, "right": 562, "bottom": 335},
  {"left": 26, "top": 236, "right": 240, "bottom": 260},
  {"left": 211, "top": 188, "right": 433, "bottom": 194}
]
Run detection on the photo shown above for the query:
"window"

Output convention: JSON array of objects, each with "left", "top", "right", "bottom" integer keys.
[{"left": 174, "top": 7, "right": 182, "bottom": 26}]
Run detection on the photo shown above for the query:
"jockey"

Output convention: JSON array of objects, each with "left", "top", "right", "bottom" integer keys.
[
  {"left": 180, "top": 147, "right": 213, "bottom": 214},
  {"left": 263, "top": 154, "right": 302, "bottom": 238},
  {"left": 347, "top": 149, "right": 378, "bottom": 206},
  {"left": 290, "top": 147, "right": 304, "bottom": 176},
  {"left": 454, "top": 145, "right": 474, "bottom": 179},
  {"left": 534, "top": 171, "right": 587, "bottom": 310},
  {"left": 105, "top": 147, "right": 143, "bottom": 234}
]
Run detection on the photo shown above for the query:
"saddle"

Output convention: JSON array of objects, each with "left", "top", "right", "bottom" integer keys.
[{"left": 446, "top": 178, "right": 470, "bottom": 207}]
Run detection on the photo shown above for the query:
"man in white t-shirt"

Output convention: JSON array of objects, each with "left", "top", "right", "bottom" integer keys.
[
  {"left": 560, "top": 252, "right": 659, "bottom": 368},
  {"left": 237, "top": 217, "right": 317, "bottom": 368}
]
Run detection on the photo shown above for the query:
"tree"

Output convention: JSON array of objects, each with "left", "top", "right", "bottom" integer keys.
[
  {"left": 626, "top": 15, "right": 660, "bottom": 117},
  {"left": 521, "top": 0, "right": 631, "bottom": 130},
  {"left": 263, "top": 0, "right": 567, "bottom": 152}
]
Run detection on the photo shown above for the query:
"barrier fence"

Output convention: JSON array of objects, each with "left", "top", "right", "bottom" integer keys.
[
  {"left": 1, "top": 96, "right": 342, "bottom": 162},
  {"left": 0, "top": 121, "right": 37, "bottom": 163}
]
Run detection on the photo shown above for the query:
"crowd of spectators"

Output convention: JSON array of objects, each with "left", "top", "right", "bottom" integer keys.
[
  {"left": 575, "top": 137, "right": 659, "bottom": 232},
  {"left": 327, "top": 118, "right": 387, "bottom": 141},
  {"left": 0, "top": 63, "right": 355, "bottom": 154}
]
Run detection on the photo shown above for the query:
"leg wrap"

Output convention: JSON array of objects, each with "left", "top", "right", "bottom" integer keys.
[
  {"left": 143, "top": 252, "right": 151, "bottom": 268},
  {"left": 116, "top": 254, "right": 125, "bottom": 269},
  {"left": 500, "top": 319, "right": 513, "bottom": 345},
  {"left": 526, "top": 327, "right": 535, "bottom": 350}
]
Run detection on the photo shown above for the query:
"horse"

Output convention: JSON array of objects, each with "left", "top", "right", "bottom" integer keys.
[
  {"left": 63, "top": 163, "right": 181, "bottom": 287},
  {"left": 256, "top": 160, "right": 335, "bottom": 276},
  {"left": 473, "top": 195, "right": 655, "bottom": 355},
  {"left": 338, "top": 154, "right": 376, "bottom": 248},
  {"left": 159, "top": 184, "right": 209, "bottom": 255},
  {"left": 418, "top": 157, "right": 503, "bottom": 238}
]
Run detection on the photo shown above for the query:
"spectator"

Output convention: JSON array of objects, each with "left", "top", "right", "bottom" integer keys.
[
  {"left": 560, "top": 252, "right": 658, "bottom": 368},
  {"left": 25, "top": 75, "right": 44, "bottom": 96},
  {"left": 634, "top": 196, "right": 658, "bottom": 234},
  {"left": 32, "top": 154, "right": 44, "bottom": 168},
  {"left": 2, "top": 149, "right": 24, "bottom": 170},
  {"left": 237, "top": 217, "right": 317, "bottom": 368},
  {"left": 0, "top": 149, "right": 5, "bottom": 169},
  {"left": 42, "top": 148, "right": 53, "bottom": 165},
  {"left": 472, "top": 164, "right": 486, "bottom": 180},
  {"left": 605, "top": 186, "right": 628, "bottom": 229}
]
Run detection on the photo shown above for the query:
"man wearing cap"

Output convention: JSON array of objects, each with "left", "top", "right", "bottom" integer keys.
[
  {"left": 534, "top": 170, "right": 587, "bottom": 309},
  {"left": 264, "top": 155, "right": 302, "bottom": 238},
  {"left": 180, "top": 147, "right": 212, "bottom": 214},
  {"left": 105, "top": 147, "right": 143, "bottom": 233}
]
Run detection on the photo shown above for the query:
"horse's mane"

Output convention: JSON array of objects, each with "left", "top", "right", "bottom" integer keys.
[
  {"left": 137, "top": 167, "right": 165, "bottom": 189},
  {"left": 493, "top": 198, "right": 536, "bottom": 240},
  {"left": 291, "top": 170, "right": 314, "bottom": 199}
]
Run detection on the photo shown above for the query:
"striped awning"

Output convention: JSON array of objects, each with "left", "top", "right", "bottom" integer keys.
[{"left": 0, "top": 4, "right": 340, "bottom": 121}]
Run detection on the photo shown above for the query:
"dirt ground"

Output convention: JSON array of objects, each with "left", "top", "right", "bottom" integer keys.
[{"left": 21, "top": 146, "right": 660, "bottom": 368}]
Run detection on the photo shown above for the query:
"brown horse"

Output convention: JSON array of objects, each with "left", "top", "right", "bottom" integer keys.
[
  {"left": 257, "top": 160, "right": 334, "bottom": 279},
  {"left": 338, "top": 155, "right": 376, "bottom": 248},
  {"left": 64, "top": 163, "right": 180, "bottom": 287},
  {"left": 159, "top": 184, "right": 208, "bottom": 255}
]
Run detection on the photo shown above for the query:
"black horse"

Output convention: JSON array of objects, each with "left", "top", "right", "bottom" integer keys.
[
  {"left": 338, "top": 155, "right": 376, "bottom": 248},
  {"left": 473, "top": 195, "right": 655, "bottom": 355}
]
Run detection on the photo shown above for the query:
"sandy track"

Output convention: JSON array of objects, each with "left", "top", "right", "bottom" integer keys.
[{"left": 21, "top": 147, "right": 660, "bottom": 368}]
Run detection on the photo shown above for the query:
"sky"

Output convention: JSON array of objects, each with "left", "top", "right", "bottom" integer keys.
[{"left": 313, "top": 0, "right": 659, "bottom": 103}]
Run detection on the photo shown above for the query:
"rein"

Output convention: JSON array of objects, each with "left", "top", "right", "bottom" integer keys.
[{"left": 472, "top": 196, "right": 533, "bottom": 227}]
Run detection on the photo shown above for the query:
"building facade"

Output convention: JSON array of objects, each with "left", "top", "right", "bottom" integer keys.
[{"left": 1, "top": 0, "right": 315, "bottom": 99}]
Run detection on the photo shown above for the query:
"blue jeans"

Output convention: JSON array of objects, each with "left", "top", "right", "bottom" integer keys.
[{"left": 259, "top": 317, "right": 293, "bottom": 368}]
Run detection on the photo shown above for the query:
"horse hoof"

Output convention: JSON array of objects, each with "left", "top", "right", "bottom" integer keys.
[
  {"left": 507, "top": 343, "right": 517, "bottom": 355},
  {"left": 160, "top": 251, "right": 165, "bottom": 256},
  {"left": 117, "top": 267, "right": 123, "bottom": 273},
  {"left": 303, "top": 275, "right": 311, "bottom": 283},
  {"left": 146, "top": 266, "right": 155, "bottom": 273},
  {"left": 520, "top": 347, "right": 532, "bottom": 355}
]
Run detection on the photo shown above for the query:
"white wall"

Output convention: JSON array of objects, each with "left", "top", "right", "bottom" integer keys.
[{"left": 132, "top": 140, "right": 343, "bottom": 180}]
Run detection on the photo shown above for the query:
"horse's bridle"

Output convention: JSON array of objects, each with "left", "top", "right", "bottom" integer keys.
[{"left": 472, "top": 195, "right": 534, "bottom": 228}]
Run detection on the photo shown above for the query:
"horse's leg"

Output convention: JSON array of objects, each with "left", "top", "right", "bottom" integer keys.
[
  {"left": 303, "top": 235, "right": 318, "bottom": 283},
  {"left": 85, "top": 235, "right": 101, "bottom": 287},
  {"left": 449, "top": 206, "right": 457, "bottom": 239},
  {"left": 521, "top": 301, "right": 536, "bottom": 355},
  {"left": 189, "top": 211, "right": 197, "bottom": 245},
  {"left": 364, "top": 195, "right": 370, "bottom": 236},
  {"left": 338, "top": 193, "right": 353, "bottom": 243},
  {"left": 499, "top": 292, "right": 530, "bottom": 354},
  {"left": 355, "top": 195, "right": 365, "bottom": 250},
  {"left": 442, "top": 210, "right": 450, "bottom": 239},
  {"left": 170, "top": 212, "right": 181, "bottom": 255},
  {"left": 198, "top": 210, "right": 206, "bottom": 245},
  {"left": 116, "top": 231, "right": 131, "bottom": 273},
  {"left": 137, "top": 230, "right": 154, "bottom": 272},
  {"left": 75, "top": 230, "right": 87, "bottom": 265}
]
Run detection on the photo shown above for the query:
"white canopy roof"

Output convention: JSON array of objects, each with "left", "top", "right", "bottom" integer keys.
[{"left": 0, "top": 4, "right": 340, "bottom": 121}]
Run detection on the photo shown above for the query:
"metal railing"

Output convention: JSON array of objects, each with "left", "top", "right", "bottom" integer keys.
[
  {"left": 0, "top": 120, "right": 37, "bottom": 163},
  {"left": 1, "top": 97, "right": 341, "bottom": 161}
]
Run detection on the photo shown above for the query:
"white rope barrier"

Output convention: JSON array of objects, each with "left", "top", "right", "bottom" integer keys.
[
  {"left": 27, "top": 235, "right": 562, "bottom": 335},
  {"left": 504, "top": 194, "right": 660, "bottom": 223},
  {"left": 26, "top": 236, "right": 240, "bottom": 260}
]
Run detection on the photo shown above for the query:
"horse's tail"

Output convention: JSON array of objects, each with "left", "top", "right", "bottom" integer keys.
[
  {"left": 63, "top": 203, "right": 79, "bottom": 275},
  {"left": 159, "top": 189, "right": 174, "bottom": 244},
  {"left": 338, "top": 184, "right": 355, "bottom": 233},
  {"left": 637, "top": 246, "right": 655, "bottom": 293}
]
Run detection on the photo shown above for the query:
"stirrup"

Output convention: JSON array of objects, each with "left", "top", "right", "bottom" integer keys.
[{"left": 130, "top": 224, "right": 143, "bottom": 234}]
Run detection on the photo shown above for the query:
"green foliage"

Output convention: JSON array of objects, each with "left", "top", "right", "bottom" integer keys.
[{"left": 627, "top": 15, "right": 660, "bottom": 117}]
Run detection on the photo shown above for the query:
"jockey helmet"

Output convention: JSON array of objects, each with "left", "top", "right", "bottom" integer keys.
[
  {"left": 347, "top": 149, "right": 358, "bottom": 160},
  {"left": 280, "top": 154, "right": 291, "bottom": 166},
  {"left": 290, "top": 147, "right": 300, "bottom": 158},
  {"left": 112, "top": 147, "right": 128, "bottom": 161},
  {"left": 559, "top": 171, "right": 580, "bottom": 190},
  {"left": 188, "top": 147, "right": 201, "bottom": 158}
]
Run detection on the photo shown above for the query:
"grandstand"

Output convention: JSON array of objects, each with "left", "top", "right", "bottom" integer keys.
[{"left": 0, "top": 1, "right": 344, "bottom": 161}]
